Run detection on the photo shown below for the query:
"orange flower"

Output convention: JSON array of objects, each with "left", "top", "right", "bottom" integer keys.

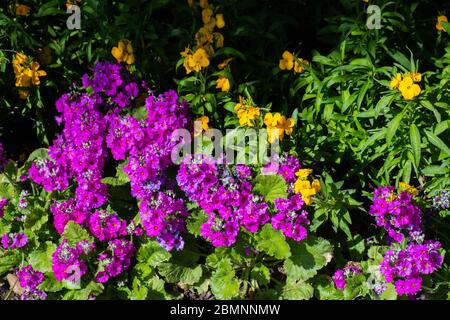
[
  {"left": 436, "top": 15, "right": 448, "bottom": 32},
  {"left": 15, "top": 4, "right": 30, "bottom": 16}
]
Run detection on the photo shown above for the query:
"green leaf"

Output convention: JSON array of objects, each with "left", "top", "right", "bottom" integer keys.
[
  {"left": 137, "top": 241, "right": 171, "bottom": 267},
  {"left": 409, "top": 124, "right": 421, "bottom": 168},
  {"left": 210, "top": 260, "right": 241, "bottom": 300},
  {"left": 315, "top": 275, "right": 343, "bottom": 300},
  {"left": 0, "top": 251, "right": 21, "bottom": 276},
  {"left": 386, "top": 112, "right": 405, "bottom": 145},
  {"left": 62, "top": 221, "right": 94, "bottom": 246},
  {"left": 255, "top": 224, "right": 291, "bottom": 260},
  {"left": 284, "top": 236, "right": 333, "bottom": 282},
  {"left": 380, "top": 283, "right": 397, "bottom": 300},
  {"left": 253, "top": 174, "right": 288, "bottom": 203},
  {"left": 29, "top": 242, "right": 56, "bottom": 273},
  {"left": 26, "top": 148, "right": 49, "bottom": 163},
  {"left": 281, "top": 280, "right": 314, "bottom": 300},
  {"left": 214, "top": 47, "right": 247, "bottom": 62},
  {"left": 158, "top": 263, "right": 202, "bottom": 286},
  {"left": 251, "top": 263, "right": 271, "bottom": 286},
  {"left": 425, "top": 130, "right": 450, "bottom": 158}
]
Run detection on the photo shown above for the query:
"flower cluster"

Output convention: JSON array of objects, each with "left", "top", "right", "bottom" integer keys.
[
  {"left": 1, "top": 232, "right": 28, "bottom": 250},
  {"left": 177, "top": 154, "right": 269, "bottom": 247},
  {"left": 369, "top": 186, "right": 422, "bottom": 242},
  {"left": 380, "top": 241, "right": 443, "bottom": 296},
  {"left": 389, "top": 72, "right": 422, "bottom": 100},
  {"left": 14, "top": 3, "right": 30, "bottom": 15},
  {"left": 263, "top": 112, "right": 295, "bottom": 144},
  {"left": 279, "top": 50, "right": 309, "bottom": 74},
  {"left": 111, "top": 39, "right": 135, "bottom": 65},
  {"left": 50, "top": 199, "right": 88, "bottom": 234},
  {"left": 52, "top": 240, "right": 94, "bottom": 282},
  {"left": 333, "top": 263, "right": 362, "bottom": 290},
  {"left": 16, "top": 265, "right": 47, "bottom": 300},
  {"left": 433, "top": 190, "right": 450, "bottom": 210},
  {"left": 0, "top": 198, "right": 7, "bottom": 218},
  {"left": 139, "top": 191, "right": 188, "bottom": 251},
  {"left": 12, "top": 52, "right": 47, "bottom": 99},
  {"left": 88, "top": 209, "right": 128, "bottom": 241},
  {"left": 234, "top": 96, "right": 261, "bottom": 127},
  {"left": 293, "top": 169, "right": 321, "bottom": 205},
  {"left": 265, "top": 154, "right": 312, "bottom": 241},
  {"left": 95, "top": 238, "right": 135, "bottom": 283}
]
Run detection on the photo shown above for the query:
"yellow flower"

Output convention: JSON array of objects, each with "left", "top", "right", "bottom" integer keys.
[
  {"left": 180, "top": 47, "right": 190, "bottom": 58},
  {"left": 215, "top": 14, "right": 225, "bottom": 29},
  {"left": 295, "top": 169, "right": 313, "bottom": 179},
  {"left": 312, "top": 179, "right": 321, "bottom": 192},
  {"left": 234, "top": 98, "right": 260, "bottom": 127},
  {"left": 410, "top": 72, "right": 422, "bottom": 83},
  {"left": 279, "top": 51, "right": 294, "bottom": 70},
  {"left": 15, "top": 4, "right": 30, "bottom": 16},
  {"left": 194, "top": 115, "right": 210, "bottom": 137},
  {"left": 300, "top": 188, "right": 317, "bottom": 205},
  {"left": 111, "top": 39, "right": 135, "bottom": 65},
  {"left": 436, "top": 15, "right": 448, "bottom": 31},
  {"left": 187, "top": 0, "right": 195, "bottom": 8},
  {"left": 264, "top": 112, "right": 282, "bottom": 127},
  {"left": 66, "top": 0, "right": 81, "bottom": 8},
  {"left": 216, "top": 77, "right": 231, "bottom": 92},
  {"left": 202, "top": 8, "right": 213, "bottom": 24},
  {"left": 279, "top": 116, "right": 295, "bottom": 135},
  {"left": 399, "top": 182, "right": 418, "bottom": 196},
  {"left": 398, "top": 76, "right": 421, "bottom": 100},
  {"left": 293, "top": 58, "right": 308, "bottom": 74},
  {"left": 25, "top": 61, "right": 47, "bottom": 86},
  {"left": 195, "top": 27, "right": 213, "bottom": 47},
  {"left": 390, "top": 73, "right": 402, "bottom": 89},
  {"left": 214, "top": 32, "right": 224, "bottom": 48},
  {"left": 267, "top": 127, "right": 284, "bottom": 144},
  {"left": 183, "top": 48, "right": 210, "bottom": 74},
  {"left": 294, "top": 180, "right": 311, "bottom": 192},
  {"left": 218, "top": 57, "right": 234, "bottom": 69},
  {"left": 12, "top": 52, "right": 28, "bottom": 75}
]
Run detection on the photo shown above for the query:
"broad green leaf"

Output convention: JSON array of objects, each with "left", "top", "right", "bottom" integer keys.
[
  {"left": 255, "top": 224, "right": 291, "bottom": 260},
  {"left": 284, "top": 236, "right": 333, "bottom": 282},
  {"left": 210, "top": 261, "right": 241, "bottom": 300},
  {"left": 281, "top": 280, "right": 314, "bottom": 300},
  {"left": 251, "top": 263, "right": 271, "bottom": 286},
  {"left": 253, "top": 174, "right": 288, "bottom": 203},
  {"left": 0, "top": 251, "right": 21, "bottom": 276},
  {"left": 386, "top": 112, "right": 405, "bottom": 145},
  {"left": 158, "top": 263, "right": 202, "bottom": 286},
  {"left": 29, "top": 242, "right": 56, "bottom": 273},
  {"left": 62, "top": 221, "right": 94, "bottom": 246}
]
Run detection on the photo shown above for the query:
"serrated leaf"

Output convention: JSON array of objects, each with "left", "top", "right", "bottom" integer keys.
[
  {"left": 158, "top": 263, "right": 202, "bottom": 286},
  {"left": 281, "top": 280, "right": 314, "bottom": 300},
  {"left": 255, "top": 224, "right": 291, "bottom": 260},
  {"left": 0, "top": 251, "right": 21, "bottom": 276},
  {"left": 62, "top": 221, "right": 94, "bottom": 246},
  {"left": 253, "top": 174, "right": 287, "bottom": 203},
  {"left": 29, "top": 242, "right": 56, "bottom": 273},
  {"left": 251, "top": 263, "right": 271, "bottom": 286},
  {"left": 284, "top": 236, "right": 333, "bottom": 282},
  {"left": 210, "top": 261, "right": 240, "bottom": 300}
]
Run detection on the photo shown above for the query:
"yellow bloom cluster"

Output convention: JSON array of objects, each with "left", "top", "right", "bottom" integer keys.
[
  {"left": 181, "top": 0, "right": 225, "bottom": 74},
  {"left": 234, "top": 97, "right": 260, "bottom": 127},
  {"left": 279, "top": 51, "right": 309, "bottom": 74},
  {"left": 436, "top": 15, "right": 448, "bottom": 32},
  {"left": 181, "top": 47, "right": 210, "bottom": 74},
  {"left": 12, "top": 52, "right": 47, "bottom": 99},
  {"left": 111, "top": 39, "right": 135, "bottom": 65},
  {"left": 66, "top": 0, "right": 82, "bottom": 9},
  {"left": 263, "top": 112, "right": 295, "bottom": 144},
  {"left": 390, "top": 72, "right": 422, "bottom": 100},
  {"left": 294, "top": 169, "right": 321, "bottom": 205},
  {"left": 399, "top": 182, "right": 419, "bottom": 196},
  {"left": 194, "top": 115, "right": 210, "bottom": 137},
  {"left": 216, "top": 76, "right": 230, "bottom": 92}
]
